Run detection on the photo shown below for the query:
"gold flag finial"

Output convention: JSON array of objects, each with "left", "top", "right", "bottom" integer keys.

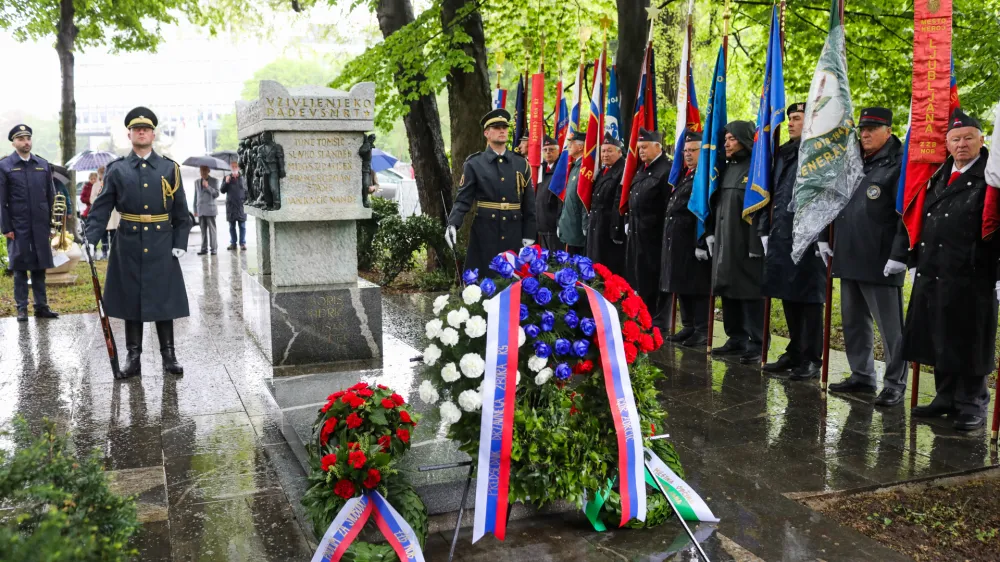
[
  {"left": 599, "top": 15, "right": 612, "bottom": 30},
  {"left": 646, "top": 5, "right": 662, "bottom": 21},
  {"left": 496, "top": 52, "right": 505, "bottom": 67},
  {"left": 579, "top": 26, "right": 592, "bottom": 44}
]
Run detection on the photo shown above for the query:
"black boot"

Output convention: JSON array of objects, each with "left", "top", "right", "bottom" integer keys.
[
  {"left": 120, "top": 321, "right": 143, "bottom": 379},
  {"left": 156, "top": 320, "right": 184, "bottom": 375}
]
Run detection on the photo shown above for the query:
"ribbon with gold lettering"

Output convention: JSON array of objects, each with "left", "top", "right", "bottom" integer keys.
[{"left": 311, "top": 491, "right": 425, "bottom": 562}]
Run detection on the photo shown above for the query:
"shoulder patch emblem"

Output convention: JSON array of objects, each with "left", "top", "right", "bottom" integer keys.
[{"left": 867, "top": 184, "right": 881, "bottom": 200}]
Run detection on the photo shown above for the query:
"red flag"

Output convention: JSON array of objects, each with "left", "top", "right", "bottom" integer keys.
[
  {"left": 619, "top": 42, "right": 655, "bottom": 215},
  {"left": 529, "top": 72, "right": 545, "bottom": 186},
  {"left": 577, "top": 47, "right": 607, "bottom": 212}
]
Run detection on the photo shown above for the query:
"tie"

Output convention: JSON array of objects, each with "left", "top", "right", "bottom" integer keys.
[{"left": 948, "top": 171, "right": 961, "bottom": 186}]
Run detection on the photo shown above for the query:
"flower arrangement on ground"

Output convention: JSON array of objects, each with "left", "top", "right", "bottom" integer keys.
[
  {"left": 301, "top": 381, "right": 427, "bottom": 561},
  {"left": 419, "top": 247, "right": 684, "bottom": 527}
]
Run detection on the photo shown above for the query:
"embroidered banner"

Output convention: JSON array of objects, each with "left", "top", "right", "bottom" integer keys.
[
  {"left": 645, "top": 448, "right": 719, "bottom": 523},
  {"left": 909, "top": 0, "right": 952, "bottom": 163}
]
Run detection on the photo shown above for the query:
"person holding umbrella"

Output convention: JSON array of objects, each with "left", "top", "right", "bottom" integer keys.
[
  {"left": 193, "top": 165, "right": 220, "bottom": 255},
  {"left": 220, "top": 160, "right": 247, "bottom": 251}
]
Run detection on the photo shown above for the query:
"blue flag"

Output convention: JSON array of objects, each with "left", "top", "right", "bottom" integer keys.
[
  {"left": 514, "top": 75, "right": 526, "bottom": 145},
  {"left": 606, "top": 65, "right": 621, "bottom": 142},
  {"left": 688, "top": 45, "right": 727, "bottom": 239},
  {"left": 742, "top": 7, "right": 786, "bottom": 220}
]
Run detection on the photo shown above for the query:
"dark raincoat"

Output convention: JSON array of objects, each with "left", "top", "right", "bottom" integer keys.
[
  {"left": 0, "top": 152, "right": 55, "bottom": 271},
  {"left": 221, "top": 173, "right": 248, "bottom": 222},
  {"left": 585, "top": 158, "right": 626, "bottom": 275},
  {"left": 660, "top": 168, "right": 711, "bottom": 295},
  {"left": 534, "top": 162, "right": 562, "bottom": 249},
  {"left": 86, "top": 151, "right": 193, "bottom": 322},
  {"left": 625, "top": 154, "right": 671, "bottom": 303},
  {"left": 902, "top": 147, "right": 999, "bottom": 376}
]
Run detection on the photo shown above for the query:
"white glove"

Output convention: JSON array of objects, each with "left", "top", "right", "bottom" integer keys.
[
  {"left": 909, "top": 269, "right": 916, "bottom": 284},
  {"left": 749, "top": 251, "right": 762, "bottom": 259},
  {"left": 705, "top": 235, "right": 715, "bottom": 258},
  {"left": 444, "top": 225, "right": 457, "bottom": 249},
  {"left": 86, "top": 244, "right": 95, "bottom": 256},
  {"left": 172, "top": 249, "right": 186, "bottom": 258},
  {"left": 556, "top": 226, "right": 561, "bottom": 237},
  {"left": 695, "top": 248, "right": 709, "bottom": 261},
  {"left": 883, "top": 259, "right": 906, "bottom": 277},
  {"left": 817, "top": 241, "right": 833, "bottom": 266},
  {"left": 522, "top": 239, "right": 533, "bottom": 247},
  {"left": 995, "top": 281, "right": 1000, "bottom": 302},
  {"left": 761, "top": 236, "right": 768, "bottom": 255},
  {"left": 624, "top": 223, "right": 629, "bottom": 235}
]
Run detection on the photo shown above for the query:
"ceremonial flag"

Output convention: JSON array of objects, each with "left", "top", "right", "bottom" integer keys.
[
  {"left": 529, "top": 72, "right": 545, "bottom": 183},
  {"left": 513, "top": 75, "right": 526, "bottom": 145},
  {"left": 983, "top": 101, "right": 1000, "bottom": 239},
  {"left": 667, "top": 12, "right": 702, "bottom": 189},
  {"left": 548, "top": 64, "right": 586, "bottom": 201},
  {"left": 789, "top": 0, "right": 863, "bottom": 262},
  {"left": 742, "top": 6, "right": 786, "bottom": 220},
  {"left": 618, "top": 43, "right": 656, "bottom": 214},
  {"left": 687, "top": 45, "right": 727, "bottom": 238},
  {"left": 492, "top": 88, "right": 507, "bottom": 110},
  {"left": 555, "top": 81, "right": 569, "bottom": 151},
  {"left": 606, "top": 65, "right": 621, "bottom": 142},
  {"left": 578, "top": 48, "right": 608, "bottom": 211}
]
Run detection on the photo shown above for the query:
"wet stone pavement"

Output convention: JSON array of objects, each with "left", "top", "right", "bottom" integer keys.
[{"left": 1, "top": 226, "right": 998, "bottom": 561}]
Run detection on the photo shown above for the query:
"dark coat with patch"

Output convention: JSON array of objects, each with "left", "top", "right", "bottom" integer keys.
[
  {"left": 707, "top": 149, "right": 763, "bottom": 299},
  {"left": 85, "top": 151, "right": 193, "bottom": 322},
  {"left": 585, "top": 158, "right": 626, "bottom": 275},
  {"left": 625, "top": 154, "right": 671, "bottom": 303},
  {"left": 831, "top": 135, "right": 909, "bottom": 286},
  {"left": 448, "top": 148, "right": 536, "bottom": 275},
  {"left": 534, "top": 161, "right": 562, "bottom": 248},
  {"left": 759, "top": 138, "right": 826, "bottom": 303},
  {"left": 0, "top": 152, "right": 55, "bottom": 271},
  {"left": 902, "top": 148, "right": 999, "bottom": 376},
  {"left": 660, "top": 168, "right": 712, "bottom": 295}
]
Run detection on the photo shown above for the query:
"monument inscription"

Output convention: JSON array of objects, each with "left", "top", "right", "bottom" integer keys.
[{"left": 277, "top": 131, "right": 361, "bottom": 209}]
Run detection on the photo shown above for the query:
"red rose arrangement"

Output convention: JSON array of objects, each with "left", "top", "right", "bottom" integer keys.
[
  {"left": 591, "top": 263, "right": 663, "bottom": 364},
  {"left": 311, "top": 382, "right": 419, "bottom": 500}
]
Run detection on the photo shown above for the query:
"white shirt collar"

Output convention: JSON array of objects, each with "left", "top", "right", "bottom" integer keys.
[
  {"left": 490, "top": 146, "right": 507, "bottom": 157},
  {"left": 18, "top": 153, "right": 30, "bottom": 162},
  {"left": 952, "top": 155, "right": 980, "bottom": 175}
]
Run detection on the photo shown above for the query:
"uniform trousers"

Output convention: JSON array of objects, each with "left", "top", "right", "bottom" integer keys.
[
  {"left": 199, "top": 216, "right": 218, "bottom": 252},
  {"left": 679, "top": 295, "right": 710, "bottom": 335},
  {"left": 537, "top": 232, "right": 559, "bottom": 251},
  {"left": 13, "top": 270, "right": 47, "bottom": 310},
  {"left": 840, "top": 279, "right": 909, "bottom": 390},
  {"left": 782, "top": 300, "right": 823, "bottom": 365},
  {"left": 930, "top": 371, "right": 990, "bottom": 417},
  {"left": 721, "top": 297, "right": 763, "bottom": 350}
]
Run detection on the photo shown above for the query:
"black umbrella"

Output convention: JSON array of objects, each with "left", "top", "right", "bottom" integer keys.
[
  {"left": 181, "top": 155, "right": 230, "bottom": 171},
  {"left": 210, "top": 150, "right": 238, "bottom": 165},
  {"left": 51, "top": 164, "right": 71, "bottom": 186}
]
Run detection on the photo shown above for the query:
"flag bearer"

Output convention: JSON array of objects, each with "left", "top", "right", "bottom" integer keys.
[{"left": 624, "top": 128, "right": 670, "bottom": 324}]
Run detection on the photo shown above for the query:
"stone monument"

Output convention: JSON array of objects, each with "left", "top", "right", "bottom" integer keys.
[{"left": 236, "top": 80, "right": 382, "bottom": 366}]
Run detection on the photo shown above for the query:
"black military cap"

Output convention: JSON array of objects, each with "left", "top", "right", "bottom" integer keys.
[
  {"left": 481, "top": 108, "right": 511, "bottom": 130},
  {"left": 684, "top": 130, "right": 703, "bottom": 143},
  {"left": 787, "top": 102, "right": 806, "bottom": 117},
  {"left": 602, "top": 132, "right": 623, "bottom": 149},
  {"left": 8, "top": 124, "right": 31, "bottom": 141},
  {"left": 858, "top": 107, "right": 892, "bottom": 127},
  {"left": 948, "top": 108, "right": 982, "bottom": 131},
  {"left": 638, "top": 128, "right": 662, "bottom": 143},
  {"left": 569, "top": 129, "right": 586, "bottom": 142},
  {"left": 125, "top": 106, "right": 158, "bottom": 129},
  {"left": 543, "top": 135, "right": 557, "bottom": 147}
]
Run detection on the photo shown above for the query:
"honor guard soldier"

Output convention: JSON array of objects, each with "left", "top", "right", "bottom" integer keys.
[
  {"left": 85, "top": 107, "right": 193, "bottom": 378},
  {"left": 445, "top": 109, "right": 536, "bottom": 275},
  {"left": 0, "top": 124, "right": 59, "bottom": 321}
]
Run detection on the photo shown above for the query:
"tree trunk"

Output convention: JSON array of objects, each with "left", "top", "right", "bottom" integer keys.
[
  {"left": 56, "top": 0, "right": 77, "bottom": 232},
  {"left": 440, "top": 0, "right": 491, "bottom": 185},
  {"left": 376, "top": 0, "right": 452, "bottom": 226},
  {"left": 616, "top": 0, "right": 650, "bottom": 145}
]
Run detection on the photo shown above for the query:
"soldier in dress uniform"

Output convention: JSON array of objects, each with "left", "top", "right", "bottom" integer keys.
[
  {"left": 445, "top": 109, "right": 536, "bottom": 275},
  {"left": 535, "top": 135, "right": 562, "bottom": 249},
  {"left": 0, "top": 124, "right": 60, "bottom": 322},
  {"left": 660, "top": 130, "right": 711, "bottom": 347},
  {"left": 585, "top": 133, "right": 626, "bottom": 275},
  {"left": 759, "top": 103, "right": 828, "bottom": 380},
  {"left": 85, "top": 107, "right": 193, "bottom": 378},
  {"left": 826, "top": 107, "right": 910, "bottom": 405},
  {"left": 903, "top": 110, "right": 998, "bottom": 430},
  {"left": 624, "top": 128, "right": 670, "bottom": 323}
]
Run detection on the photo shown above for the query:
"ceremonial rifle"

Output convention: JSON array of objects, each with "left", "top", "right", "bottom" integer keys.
[{"left": 80, "top": 228, "right": 123, "bottom": 379}]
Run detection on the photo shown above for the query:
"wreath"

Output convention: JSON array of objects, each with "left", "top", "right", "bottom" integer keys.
[
  {"left": 301, "top": 382, "right": 427, "bottom": 561},
  {"left": 417, "top": 248, "right": 685, "bottom": 516}
]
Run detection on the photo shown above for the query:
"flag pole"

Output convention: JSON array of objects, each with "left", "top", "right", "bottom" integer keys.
[
  {"left": 821, "top": 224, "right": 834, "bottom": 391},
  {"left": 761, "top": 0, "right": 787, "bottom": 367},
  {"left": 910, "top": 362, "right": 920, "bottom": 407},
  {"left": 496, "top": 52, "right": 504, "bottom": 91},
  {"left": 707, "top": 0, "right": 731, "bottom": 353},
  {"left": 991, "top": 358, "right": 1000, "bottom": 441}
]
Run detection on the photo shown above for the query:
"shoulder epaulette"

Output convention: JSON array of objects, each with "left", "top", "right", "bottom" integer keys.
[
  {"left": 161, "top": 154, "right": 177, "bottom": 164},
  {"left": 106, "top": 156, "right": 126, "bottom": 168},
  {"left": 465, "top": 151, "right": 483, "bottom": 163}
]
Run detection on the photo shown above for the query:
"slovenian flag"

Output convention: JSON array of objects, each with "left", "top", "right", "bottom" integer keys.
[
  {"left": 578, "top": 47, "right": 608, "bottom": 212},
  {"left": 687, "top": 44, "right": 727, "bottom": 239},
  {"left": 667, "top": 12, "right": 702, "bottom": 189},
  {"left": 742, "top": 6, "right": 786, "bottom": 220},
  {"left": 492, "top": 88, "right": 507, "bottom": 110}
]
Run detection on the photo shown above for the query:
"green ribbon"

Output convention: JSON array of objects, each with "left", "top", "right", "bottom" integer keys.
[{"left": 583, "top": 479, "right": 613, "bottom": 532}]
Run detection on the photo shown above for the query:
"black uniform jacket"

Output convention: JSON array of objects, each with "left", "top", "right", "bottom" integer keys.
[
  {"left": 586, "top": 158, "right": 626, "bottom": 275},
  {"left": 0, "top": 152, "right": 55, "bottom": 271},
  {"left": 902, "top": 147, "right": 1000, "bottom": 376},
  {"left": 660, "top": 168, "right": 712, "bottom": 295},
  {"left": 535, "top": 162, "right": 561, "bottom": 236},
  {"left": 86, "top": 151, "right": 193, "bottom": 322},
  {"left": 625, "top": 154, "right": 671, "bottom": 301},
  {"left": 448, "top": 148, "right": 536, "bottom": 275}
]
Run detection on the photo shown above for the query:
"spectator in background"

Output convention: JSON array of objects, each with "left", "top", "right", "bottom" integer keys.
[
  {"left": 89, "top": 166, "right": 119, "bottom": 260},
  {"left": 80, "top": 172, "right": 97, "bottom": 219},
  {"left": 193, "top": 165, "right": 220, "bottom": 256},
  {"left": 220, "top": 160, "right": 247, "bottom": 251}
]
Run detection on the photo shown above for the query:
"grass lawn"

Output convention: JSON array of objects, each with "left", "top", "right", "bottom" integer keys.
[{"left": 0, "top": 260, "right": 107, "bottom": 317}]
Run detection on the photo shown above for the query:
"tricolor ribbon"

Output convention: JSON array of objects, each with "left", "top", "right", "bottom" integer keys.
[
  {"left": 473, "top": 282, "right": 522, "bottom": 542},
  {"left": 312, "top": 490, "right": 425, "bottom": 562},
  {"left": 644, "top": 447, "right": 719, "bottom": 523},
  {"left": 583, "top": 284, "right": 646, "bottom": 527}
]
